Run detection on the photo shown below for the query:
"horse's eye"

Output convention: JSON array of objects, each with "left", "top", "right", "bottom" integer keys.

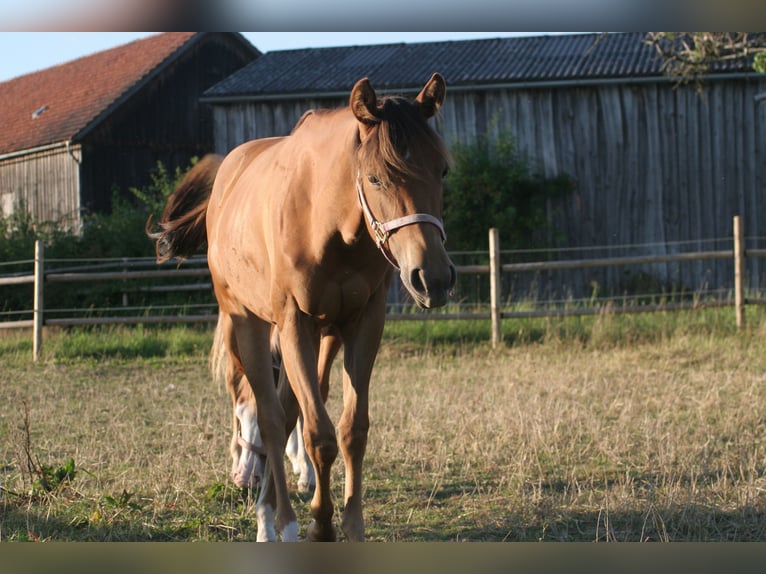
[{"left": 367, "top": 175, "right": 382, "bottom": 187}]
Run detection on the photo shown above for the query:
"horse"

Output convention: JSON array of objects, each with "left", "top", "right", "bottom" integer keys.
[{"left": 148, "top": 73, "right": 455, "bottom": 541}]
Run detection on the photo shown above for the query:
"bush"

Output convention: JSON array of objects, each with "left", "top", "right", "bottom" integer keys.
[
  {"left": 443, "top": 128, "right": 573, "bottom": 254},
  {"left": 0, "top": 160, "right": 205, "bottom": 317}
]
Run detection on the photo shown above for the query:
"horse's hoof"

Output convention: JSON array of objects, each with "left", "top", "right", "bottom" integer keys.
[
  {"left": 306, "top": 519, "right": 337, "bottom": 542},
  {"left": 341, "top": 516, "right": 365, "bottom": 542}
]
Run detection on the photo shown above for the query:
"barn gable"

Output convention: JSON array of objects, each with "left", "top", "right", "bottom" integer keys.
[{"left": 0, "top": 32, "right": 259, "bottom": 229}]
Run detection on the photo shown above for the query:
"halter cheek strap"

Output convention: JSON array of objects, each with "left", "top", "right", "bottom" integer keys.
[{"left": 355, "top": 174, "right": 446, "bottom": 270}]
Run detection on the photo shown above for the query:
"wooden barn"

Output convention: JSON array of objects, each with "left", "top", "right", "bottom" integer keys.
[
  {"left": 0, "top": 32, "right": 259, "bottom": 231},
  {"left": 202, "top": 32, "right": 766, "bottom": 297}
]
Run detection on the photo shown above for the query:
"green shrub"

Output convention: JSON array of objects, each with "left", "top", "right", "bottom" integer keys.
[
  {"left": 0, "top": 160, "right": 210, "bottom": 318},
  {"left": 443, "top": 128, "right": 573, "bottom": 253}
]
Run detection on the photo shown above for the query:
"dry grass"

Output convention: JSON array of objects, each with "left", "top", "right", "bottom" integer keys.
[
  {"left": 2, "top": 319, "right": 766, "bottom": 541},
  {"left": 368, "top": 336, "right": 766, "bottom": 541}
]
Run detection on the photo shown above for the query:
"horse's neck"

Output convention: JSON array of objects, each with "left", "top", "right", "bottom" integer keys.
[{"left": 290, "top": 112, "right": 363, "bottom": 240}]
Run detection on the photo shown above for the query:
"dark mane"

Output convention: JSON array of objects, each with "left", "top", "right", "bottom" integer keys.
[{"left": 358, "top": 96, "right": 451, "bottom": 182}]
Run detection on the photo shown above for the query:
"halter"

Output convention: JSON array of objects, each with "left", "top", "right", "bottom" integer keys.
[{"left": 355, "top": 172, "right": 446, "bottom": 270}]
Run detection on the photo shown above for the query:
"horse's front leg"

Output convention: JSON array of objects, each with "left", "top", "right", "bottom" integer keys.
[
  {"left": 278, "top": 305, "right": 338, "bottom": 542},
  {"left": 230, "top": 313, "right": 298, "bottom": 541},
  {"left": 338, "top": 289, "right": 387, "bottom": 542}
]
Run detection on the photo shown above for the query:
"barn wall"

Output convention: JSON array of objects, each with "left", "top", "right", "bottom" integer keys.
[
  {"left": 209, "top": 76, "right": 766, "bottom": 296},
  {"left": 211, "top": 97, "right": 346, "bottom": 153},
  {"left": 441, "top": 78, "right": 766, "bottom": 296},
  {"left": 0, "top": 144, "right": 81, "bottom": 230}
]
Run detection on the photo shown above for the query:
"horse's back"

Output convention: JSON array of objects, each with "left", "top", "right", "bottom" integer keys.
[{"left": 213, "top": 137, "right": 284, "bottom": 203}]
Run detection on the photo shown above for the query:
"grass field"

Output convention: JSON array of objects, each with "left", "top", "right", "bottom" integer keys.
[{"left": 2, "top": 309, "right": 766, "bottom": 541}]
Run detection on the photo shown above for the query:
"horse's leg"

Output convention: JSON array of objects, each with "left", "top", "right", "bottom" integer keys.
[
  {"left": 287, "top": 415, "right": 315, "bottom": 493},
  {"left": 253, "top": 333, "right": 302, "bottom": 540},
  {"left": 288, "top": 331, "right": 342, "bottom": 493},
  {"left": 215, "top": 313, "right": 265, "bottom": 491},
  {"left": 278, "top": 306, "right": 338, "bottom": 542},
  {"left": 230, "top": 312, "right": 298, "bottom": 542},
  {"left": 318, "top": 329, "right": 342, "bottom": 403},
  {"left": 337, "top": 289, "right": 387, "bottom": 542}
]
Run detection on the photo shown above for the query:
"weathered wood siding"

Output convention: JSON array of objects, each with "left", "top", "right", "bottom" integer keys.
[
  {"left": 441, "top": 78, "right": 766, "bottom": 296},
  {"left": 210, "top": 76, "right": 766, "bottom": 296},
  {"left": 211, "top": 98, "right": 345, "bottom": 153},
  {"left": 0, "top": 145, "right": 81, "bottom": 229}
]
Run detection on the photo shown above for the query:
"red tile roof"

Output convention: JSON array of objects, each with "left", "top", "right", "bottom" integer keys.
[{"left": 0, "top": 32, "right": 198, "bottom": 155}]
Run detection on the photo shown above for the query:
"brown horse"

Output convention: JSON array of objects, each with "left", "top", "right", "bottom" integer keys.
[{"left": 149, "top": 73, "right": 455, "bottom": 541}]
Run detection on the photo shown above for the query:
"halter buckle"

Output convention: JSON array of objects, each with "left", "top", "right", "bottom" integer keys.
[{"left": 372, "top": 221, "right": 389, "bottom": 247}]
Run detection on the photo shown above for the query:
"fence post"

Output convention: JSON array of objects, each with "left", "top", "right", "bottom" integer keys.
[
  {"left": 33, "top": 240, "right": 44, "bottom": 361},
  {"left": 489, "top": 228, "right": 502, "bottom": 348},
  {"left": 734, "top": 215, "right": 745, "bottom": 330}
]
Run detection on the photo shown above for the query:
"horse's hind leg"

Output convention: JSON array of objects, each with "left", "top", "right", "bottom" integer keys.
[
  {"left": 212, "top": 313, "right": 265, "bottom": 490},
  {"left": 286, "top": 415, "right": 314, "bottom": 493}
]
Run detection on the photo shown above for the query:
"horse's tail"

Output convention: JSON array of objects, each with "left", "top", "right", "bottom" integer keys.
[
  {"left": 210, "top": 314, "right": 282, "bottom": 393},
  {"left": 210, "top": 312, "right": 229, "bottom": 390},
  {"left": 146, "top": 154, "right": 223, "bottom": 263}
]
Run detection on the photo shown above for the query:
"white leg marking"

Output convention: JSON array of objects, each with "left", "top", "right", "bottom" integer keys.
[
  {"left": 286, "top": 424, "right": 301, "bottom": 475},
  {"left": 256, "top": 503, "right": 277, "bottom": 542},
  {"left": 233, "top": 401, "right": 265, "bottom": 488},
  {"left": 286, "top": 416, "right": 315, "bottom": 493},
  {"left": 280, "top": 520, "right": 299, "bottom": 542}
]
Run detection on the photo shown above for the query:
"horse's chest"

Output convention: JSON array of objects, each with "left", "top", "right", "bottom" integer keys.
[{"left": 294, "top": 269, "right": 375, "bottom": 324}]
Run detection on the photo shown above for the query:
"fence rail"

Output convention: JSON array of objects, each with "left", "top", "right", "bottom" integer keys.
[{"left": 0, "top": 215, "right": 757, "bottom": 359}]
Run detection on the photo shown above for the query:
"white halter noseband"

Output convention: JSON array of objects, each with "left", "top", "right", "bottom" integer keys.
[{"left": 355, "top": 172, "right": 446, "bottom": 270}]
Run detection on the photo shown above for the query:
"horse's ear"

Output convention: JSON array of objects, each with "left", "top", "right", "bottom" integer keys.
[
  {"left": 350, "top": 77, "right": 383, "bottom": 127},
  {"left": 416, "top": 72, "right": 446, "bottom": 119}
]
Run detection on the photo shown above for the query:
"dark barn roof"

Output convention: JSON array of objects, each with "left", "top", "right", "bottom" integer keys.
[{"left": 204, "top": 32, "right": 756, "bottom": 102}]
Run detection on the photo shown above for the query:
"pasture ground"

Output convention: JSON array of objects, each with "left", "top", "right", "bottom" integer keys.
[{"left": 2, "top": 311, "right": 766, "bottom": 542}]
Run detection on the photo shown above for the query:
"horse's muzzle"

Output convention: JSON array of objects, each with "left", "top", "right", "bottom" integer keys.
[{"left": 404, "top": 261, "right": 457, "bottom": 309}]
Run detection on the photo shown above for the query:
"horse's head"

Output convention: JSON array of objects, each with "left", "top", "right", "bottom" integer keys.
[{"left": 351, "top": 73, "right": 457, "bottom": 309}]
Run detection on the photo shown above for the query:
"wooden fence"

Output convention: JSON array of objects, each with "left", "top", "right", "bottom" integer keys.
[{"left": 0, "top": 216, "right": 758, "bottom": 360}]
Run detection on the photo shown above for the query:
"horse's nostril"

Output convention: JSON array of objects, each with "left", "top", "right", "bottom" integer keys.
[
  {"left": 410, "top": 268, "right": 426, "bottom": 294},
  {"left": 449, "top": 265, "right": 457, "bottom": 289}
]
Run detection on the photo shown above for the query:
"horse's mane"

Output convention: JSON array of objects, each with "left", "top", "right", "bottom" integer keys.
[
  {"left": 358, "top": 95, "right": 451, "bottom": 183},
  {"left": 290, "top": 109, "right": 318, "bottom": 134},
  {"left": 290, "top": 98, "right": 450, "bottom": 183}
]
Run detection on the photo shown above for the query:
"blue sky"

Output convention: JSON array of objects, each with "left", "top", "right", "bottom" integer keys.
[{"left": 0, "top": 32, "right": 556, "bottom": 83}]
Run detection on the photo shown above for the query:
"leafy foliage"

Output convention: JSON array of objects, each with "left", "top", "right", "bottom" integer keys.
[
  {"left": 443, "top": 129, "right": 573, "bottom": 253},
  {"left": 34, "top": 458, "right": 76, "bottom": 494},
  {"left": 644, "top": 32, "right": 766, "bottom": 83},
  {"left": 0, "top": 160, "right": 205, "bottom": 317}
]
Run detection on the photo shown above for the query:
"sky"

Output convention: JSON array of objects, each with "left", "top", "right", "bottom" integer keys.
[{"left": 0, "top": 32, "right": 560, "bottom": 83}]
